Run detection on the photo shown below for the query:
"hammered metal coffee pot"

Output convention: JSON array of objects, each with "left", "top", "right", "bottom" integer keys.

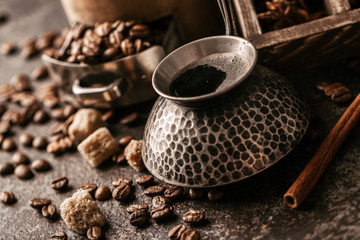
[{"left": 142, "top": 1, "right": 310, "bottom": 187}]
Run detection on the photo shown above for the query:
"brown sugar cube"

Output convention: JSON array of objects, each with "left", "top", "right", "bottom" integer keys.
[
  {"left": 68, "top": 108, "right": 105, "bottom": 142},
  {"left": 77, "top": 127, "right": 118, "bottom": 167},
  {"left": 124, "top": 139, "right": 145, "bottom": 171},
  {"left": 60, "top": 190, "right": 105, "bottom": 234}
]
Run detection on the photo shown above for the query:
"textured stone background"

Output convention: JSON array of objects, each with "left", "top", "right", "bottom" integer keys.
[{"left": 0, "top": 0, "right": 359, "bottom": 239}]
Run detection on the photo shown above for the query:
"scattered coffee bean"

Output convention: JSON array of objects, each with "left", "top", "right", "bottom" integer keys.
[
  {"left": 29, "top": 197, "right": 51, "bottom": 209},
  {"left": 19, "top": 133, "right": 33, "bottom": 146},
  {"left": 180, "top": 229, "right": 200, "bottom": 240},
  {"left": 144, "top": 185, "right": 165, "bottom": 197},
  {"left": 324, "top": 83, "right": 343, "bottom": 96},
  {"left": 208, "top": 188, "right": 224, "bottom": 202},
  {"left": 130, "top": 210, "right": 148, "bottom": 226},
  {"left": 126, "top": 203, "right": 148, "bottom": 214},
  {"left": 51, "top": 108, "right": 66, "bottom": 120},
  {"left": 188, "top": 188, "right": 204, "bottom": 200},
  {"left": 164, "top": 186, "right": 184, "bottom": 201},
  {"left": 50, "top": 176, "right": 69, "bottom": 190},
  {"left": 11, "top": 152, "right": 30, "bottom": 165},
  {"left": 33, "top": 109, "right": 49, "bottom": 123},
  {"left": 112, "top": 152, "right": 126, "bottom": 164},
  {"left": 63, "top": 105, "right": 77, "bottom": 118},
  {"left": 118, "top": 135, "right": 133, "bottom": 148},
  {"left": 46, "top": 141, "right": 61, "bottom": 154},
  {"left": 2, "top": 138, "right": 16, "bottom": 151},
  {"left": 135, "top": 174, "right": 154, "bottom": 187},
  {"left": 32, "top": 136, "right": 48, "bottom": 149},
  {"left": 332, "top": 92, "right": 352, "bottom": 103},
  {"left": 87, "top": 226, "right": 102, "bottom": 240},
  {"left": 120, "top": 112, "right": 140, "bottom": 125},
  {"left": 0, "top": 191, "right": 16, "bottom": 204},
  {"left": 183, "top": 209, "right": 205, "bottom": 223},
  {"left": 14, "top": 164, "right": 33, "bottom": 179},
  {"left": 112, "top": 182, "right": 131, "bottom": 201},
  {"left": 10, "top": 74, "right": 31, "bottom": 92},
  {"left": 152, "top": 195, "right": 171, "bottom": 209},
  {"left": 94, "top": 185, "right": 111, "bottom": 201},
  {"left": 31, "top": 158, "right": 51, "bottom": 172},
  {"left": 112, "top": 177, "right": 132, "bottom": 187},
  {"left": 150, "top": 204, "right": 173, "bottom": 221},
  {"left": 101, "top": 110, "right": 114, "bottom": 122},
  {"left": 31, "top": 65, "right": 48, "bottom": 80},
  {"left": 316, "top": 81, "right": 329, "bottom": 91},
  {"left": 21, "top": 43, "right": 38, "bottom": 59},
  {"left": 0, "top": 162, "right": 14, "bottom": 175},
  {"left": 0, "top": 121, "right": 10, "bottom": 134},
  {"left": 50, "top": 231, "right": 67, "bottom": 240},
  {"left": 168, "top": 224, "right": 187, "bottom": 240},
  {"left": 77, "top": 183, "right": 97, "bottom": 196},
  {"left": 0, "top": 41, "right": 16, "bottom": 55},
  {"left": 42, "top": 204, "right": 57, "bottom": 219}
]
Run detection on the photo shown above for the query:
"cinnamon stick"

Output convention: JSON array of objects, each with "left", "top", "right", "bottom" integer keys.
[{"left": 284, "top": 93, "right": 360, "bottom": 208}]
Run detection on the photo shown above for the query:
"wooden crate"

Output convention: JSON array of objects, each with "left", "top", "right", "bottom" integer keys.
[{"left": 233, "top": 0, "right": 360, "bottom": 72}]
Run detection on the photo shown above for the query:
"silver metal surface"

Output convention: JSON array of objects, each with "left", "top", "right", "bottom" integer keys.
[
  {"left": 42, "top": 45, "right": 165, "bottom": 108},
  {"left": 143, "top": 36, "right": 310, "bottom": 187}
]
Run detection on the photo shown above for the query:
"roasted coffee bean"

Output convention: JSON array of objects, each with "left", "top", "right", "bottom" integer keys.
[
  {"left": 43, "top": 47, "right": 56, "bottom": 57},
  {"left": 144, "top": 185, "right": 165, "bottom": 197},
  {"left": 112, "top": 177, "right": 132, "bottom": 187},
  {"left": 42, "top": 204, "right": 56, "bottom": 219},
  {"left": 72, "top": 23, "right": 86, "bottom": 40},
  {"left": 150, "top": 204, "right": 173, "bottom": 221},
  {"left": 112, "top": 182, "right": 131, "bottom": 201},
  {"left": 63, "top": 105, "right": 77, "bottom": 118},
  {"left": 58, "top": 136, "right": 73, "bottom": 150},
  {"left": 11, "top": 111, "right": 27, "bottom": 125},
  {"left": 0, "top": 121, "right": 11, "bottom": 134},
  {"left": 189, "top": 188, "right": 204, "bottom": 200},
  {"left": 0, "top": 191, "right": 16, "bottom": 204},
  {"left": 70, "top": 39, "right": 82, "bottom": 56},
  {"left": 332, "top": 92, "right": 353, "bottom": 103},
  {"left": 19, "top": 133, "right": 33, "bottom": 146},
  {"left": 180, "top": 229, "right": 200, "bottom": 240},
  {"left": 0, "top": 162, "right": 14, "bottom": 175},
  {"left": 2, "top": 138, "right": 16, "bottom": 151},
  {"left": 21, "top": 44, "right": 38, "bottom": 59},
  {"left": 50, "top": 176, "right": 69, "bottom": 190},
  {"left": 120, "top": 112, "right": 139, "bottom": 125},
  {"left": 0, "top": 84, "right": 16, "bottom": 101},
  {"left": 29, "top": 197, "right": 51, "bottom": 209},
  {"left": 118, "top": 135, "right": 133, "bottom": 148},
  {"left": 32, "top": 136, "right": 48, "bottom": 149},
  {"left": 112, "top": 152, "right": 126, "bottom": 164},
  {"left": 0, "top": 41, "right": 16, "bottom": 55},
  {"left": 111, "top": 20, "right": 125, "bottom": 31},
  {"left": 43, "top": 97, "right": 60, "bottom": 108},
  {"left": 130, "top": 210, "right": 148, "bottom": 226},
  {"left": 94, "top": 185, "right": 111, "bottom": 201},
  {"left": 101, "top": 110, "right": 114, "bottom": 122},
  {"left": 77, "top": 183, "right": 97, "bottom": 196},
  {"left": 51, "top": 108, "right": 66, "bottom": 120},
  {"left": 53, "top": 35, "right": 65, "bottom": 48},
  {"left": 87, "top": 226, "right": 102, "bottom": 240},
  {"left": 126, "top": 203, "right": 148, "bottom": 214},
  {"left": 10, "top": 74, "right": 31, "bottom": 92},
  {"left": 31, "top": 158, "right": 51, "bottom": 172},
  {"left": 129, "top": 24, "right": 150, "bottom": 39},
  {"left": 94, "top": 21, "right": 113, "bottom": 37},
  {"left": 134, "top": 39, "right": 146, "bottom": 53},
  {"left": 152, "top": 195, "right": 171, "bottom": 209},
  {"left": 11, "top": 152, "right": 30, "bottom": 165},
  {"left": 22, "top": 102, "right": 40, "bottom": 118},
  {"left": 324, "top": 83, "right": 343, "bottom": 96},
  {"left": 208, "top": 188, "right": 224, "bottom": 202},
  {"left": 31, "top": 65, "right": 48, "bottom": 80},
  {"left": 164, "top": 186, "right": 184, "bottom": 201},
  {"left": 50, "top": 231, "right": 67, "bottom": 240},
  {"left": 35, "top": 37, "right": 52, "bottom": 52},
  {"left": 14, "top": 164, "right": 33, "bottom": 179},
  {"left": 0, "top": 134, "right": 4, "bottom": 145},
  {"left": 65, "top": 55, "right": 77, "bottom": 63},
  {"left": 46, "top": 141, "right": 61, "bottom": 154},
  {"left": 183, "top": 209, "right": 205, "bottom": 223},
  {"left": 168, "top": 224, "right": 187, "bottom": 240},
  {"left": 109, "top": 31, "right": 124, "bottom": 47},
  {"left": 33, "top": 110, "right": 49, "bottom": 123},
  {"left": 0, "top": 103, "right": 6, "bottom": 115},
  {"left": 103, "top": 47, "right": 120, "bottom": 60},
  {"left": 135, "top": 174, "right": 154, "bottom": 187},
  {"left": 49, "top": 122, "right": 68, "bottom": 136},
  {"left": 120, "top": 38, "right": 135, "bottom": 56}
]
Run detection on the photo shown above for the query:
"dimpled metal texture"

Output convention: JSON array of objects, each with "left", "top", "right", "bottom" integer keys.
[{"left": 143, "top": 66, "right": 310, "bottom": 187}]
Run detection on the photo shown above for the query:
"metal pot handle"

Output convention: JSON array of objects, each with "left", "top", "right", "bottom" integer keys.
[{"left": 72, "top": 72, "right": 127, "bottom": 108}]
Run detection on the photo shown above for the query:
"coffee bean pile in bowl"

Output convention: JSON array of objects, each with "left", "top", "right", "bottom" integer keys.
[{"left": 47, "top": 19, "right": 166, "bottom": 65}]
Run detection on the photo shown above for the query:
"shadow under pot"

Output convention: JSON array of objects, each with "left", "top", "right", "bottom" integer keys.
[{"left": 143, "top": 36, "right": 310, "bottom": 188}]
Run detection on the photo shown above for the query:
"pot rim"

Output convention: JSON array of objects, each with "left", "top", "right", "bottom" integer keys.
[{"left": 152, "top": 35, "right": 258, "bottom": 104}]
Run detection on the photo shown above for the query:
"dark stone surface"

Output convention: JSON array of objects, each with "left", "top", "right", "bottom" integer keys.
[{"left": 0, "top": 0, "right": 360, "bottom": 239}]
